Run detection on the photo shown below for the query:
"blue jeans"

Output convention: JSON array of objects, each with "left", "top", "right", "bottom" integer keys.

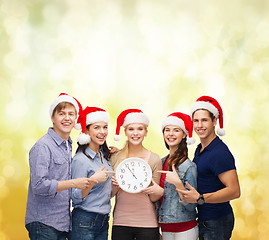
[
  {"left": 25, "top": 221, "right": 68, "bottom": 240},
  {"left": 198, "top": 212, "right": 235, "bottom": 240},
  {"left": 70, "top": 208, "right": 109, "bottom": 240}
]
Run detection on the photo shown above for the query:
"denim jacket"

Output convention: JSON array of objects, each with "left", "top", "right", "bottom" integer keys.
[{"left": 159, "top": 155, "right": 197, "bottom": 223}]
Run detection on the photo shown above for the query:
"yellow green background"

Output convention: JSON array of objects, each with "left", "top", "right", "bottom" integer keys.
[{"left": 1, "top": 0, "right": 269, "bottom": 239}]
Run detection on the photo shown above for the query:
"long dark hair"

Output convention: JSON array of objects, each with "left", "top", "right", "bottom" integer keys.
[
  {"left": 75, "top": 125, "right": 111, "bottom": 160},
  {"left": 163, "top": 129, "right": 188, "bottom": 171}
]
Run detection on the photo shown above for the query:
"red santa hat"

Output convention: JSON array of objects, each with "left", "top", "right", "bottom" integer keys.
[
  {"left": 49, "top": 93, "right": 82, "bottom": 117},
  {"left": 114, "top": 109, "right": 149, "bottom": 141},
  {"left": 162, "top": 112, "right": 195, "bottom": 145},
  {"left": 75, "top": 107, "right": 109, "bottom": 145},
  {"left": 190, "top": 95, "right": 225, "bottom": 136}
]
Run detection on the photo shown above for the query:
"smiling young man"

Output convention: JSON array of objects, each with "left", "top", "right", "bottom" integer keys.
[
  {"left": 25, "top": 93, "right": 94, "bottom": 240},
  {"left": 177, "top": 96, "right": 240, "bottom": 240}
]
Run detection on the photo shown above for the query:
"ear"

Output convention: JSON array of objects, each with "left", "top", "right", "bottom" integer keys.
[
  {"left": 213, "top": 117, "right": 217, "bottom": 127},
  {"left": 51, "top": 115, "right": 55, "bottom": 124},
  {"left": 145, "top": 127, "right": 148, "bottom": 137}
]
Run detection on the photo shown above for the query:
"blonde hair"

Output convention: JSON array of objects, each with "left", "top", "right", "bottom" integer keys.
[{"left": 111, "top": 142, "right": 129, "bottom": 170}]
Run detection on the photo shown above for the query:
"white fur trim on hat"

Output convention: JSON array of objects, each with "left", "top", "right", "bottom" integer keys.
[
  {"left": 122, "top": 112, "right": 149, "bottom": 127},
  {"left": 77, "top": 133, "right": 91, "bottom": 145},
  {"left": 190, "top": 101, "right": 219, "bottom": 118},
  {"left": 161, "top": 116, "right": 188, "bottom": 135},
  {"left": 86, "top": 111, "right": 109, "bottom": 125},
  {"left": 49, "top": 95, "right": 79, "bottom": 117}
]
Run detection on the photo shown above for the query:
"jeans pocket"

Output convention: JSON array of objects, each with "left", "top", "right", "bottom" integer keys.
[{"left": 73, "top": 214, "right": 95, "bottom": 231}]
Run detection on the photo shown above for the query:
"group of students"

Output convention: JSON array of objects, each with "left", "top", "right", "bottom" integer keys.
[{"left": 25, "top": 93, "right": 241, "bottom": 240}]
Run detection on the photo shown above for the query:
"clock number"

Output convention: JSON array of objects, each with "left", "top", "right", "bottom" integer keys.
[
  {"left": 128, "top": 184, "right": 131, "bottom": 189},
  {"left": 140, "top": 183, "right": 143, "bottom": 187},
  {"left": 125, "top": 163, "right": 129, "bottom": 168},
  {"left": 131, "top": 161, "right": 135, "bottom": 166},
  {"left": 144, "top": 178, "right": 147, "bottom": 182},
  {"left": 120, "top": 175, "right": 124, "bottom": 179},
  {"left": 145, "top": 172, "right": 148, "bottom": 177},
  {"left": 122, "top": 180, "right": 125, "bottom": 185},
  {"left": 121, "top": 169, "right": 125, "bottom": 173},
  {"left": 134, "top": 185, "right": 137, "bottom": 190},
  {"left": 143, "top": 166, "right": 146, "bottom": 171}
]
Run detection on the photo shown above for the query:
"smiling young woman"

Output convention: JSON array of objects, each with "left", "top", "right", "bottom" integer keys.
[
  {"left": 70, "top": 107, "right": 115, "bottom": 240},
  {"left": 110, "top": 109, "right": 162, "bottom": 240}
]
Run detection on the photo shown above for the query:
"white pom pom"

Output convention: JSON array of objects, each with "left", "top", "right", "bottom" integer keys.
[
  {"left": 187, "top": 137, "right": 196, "bottom": 145},
  {"left": 77, "top": 133, "right": 91, "bottom": 145},
  {"left": 114, "top": 135, "right": 121, "bottom": 141},
  {"left": 74, "top": 123, "right": 81, "bottom": 130},
  {"left": 217, "top": 128, "right": 225, "bottom": 136}
]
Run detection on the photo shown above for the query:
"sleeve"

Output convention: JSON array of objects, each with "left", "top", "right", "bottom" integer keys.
[
  {"left": 150, "top": 153, "right": 162, "bottom": 185},
  {"left": 29, "top": 144, "right": 58, "bottom": 197},
  {"left": 180, "top": 163, "right": 198, "bottom": 212},
  {"left": 71, "top": 155, "right": 88, "bottom": 204},
  {"left": 211, "top": 149, "right": 236, "bottom": 176}
]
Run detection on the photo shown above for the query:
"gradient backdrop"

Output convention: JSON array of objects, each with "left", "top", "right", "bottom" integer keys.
[{"left": 1, "top": 0, "right": 269, "bottom": 239}]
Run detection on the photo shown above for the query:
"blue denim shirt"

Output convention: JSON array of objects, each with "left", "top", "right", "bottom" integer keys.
[
  {"left": 25, "top": 128, "right": 72, "bottom": 232},
  {"left": 159, "top": 155, "right": 198, "bottom": 223},
  {"left": 71, "top": 147, "right": 113, "bottom": 215}
]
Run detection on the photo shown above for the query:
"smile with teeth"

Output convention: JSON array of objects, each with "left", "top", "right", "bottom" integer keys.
[
  {"left": 196, "top": 129, "right": 206, "bottom": 134},
  {"left": 62, "top": 122, "right": 71, "bottom": 126},
  {"left": 97, "top": 135, "right": 105, "bottom": 140}
]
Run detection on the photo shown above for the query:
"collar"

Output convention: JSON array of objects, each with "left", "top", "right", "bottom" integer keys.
[
  {"left": 48, "top": 128, "right": 72, "bottom": 146},
  {"left": 197, "top": 136, "right": 220, "bottom": 152},
  {"left": 85, "top": 146, "right": 104, "bottom": 160}
]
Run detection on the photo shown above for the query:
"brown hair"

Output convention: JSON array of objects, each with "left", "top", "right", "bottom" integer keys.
[
  {"left": 163, "top": 129, "right": 188, "bottom": 171},
  {"left": 52, "top": 102, "right": 76, "bottom": 116},
  {"left": 192, "top": 109, "right": 215, "bottom": 121}
]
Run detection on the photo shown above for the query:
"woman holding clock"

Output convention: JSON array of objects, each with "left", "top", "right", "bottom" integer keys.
[
  {"left": 144, "top": 112, "right": 198, "bottom": 240},
  {"left": 110, "top": 109, "right": 162, "bottom": 240},
  {"left": 70, "top": 107, "right": 115, "bottom": 240}
]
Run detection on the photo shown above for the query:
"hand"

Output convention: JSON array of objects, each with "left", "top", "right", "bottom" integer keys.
[
  {"left": 90, "top": 165, "right": 115, "bottom": 183},
  {"left": 158, "top": 164, "right": 183, "bottom": 188},
  {"left": 111, "top": 176, "right": 120, "bottom": 193},
  {"left": 141, "top": 179, "right": 164, "bottom": 196},
  {"left": 73, "top": 177, "right": 94, "bottom": 190},
  {"left": 111, "top": 176, "right": 120, "bottom": 188},
  {"left": 109, "top": 146, "right": 119, "bottom": 154},
  {"left": 176, "top": 182, "right": 200, "bottom": 203}
]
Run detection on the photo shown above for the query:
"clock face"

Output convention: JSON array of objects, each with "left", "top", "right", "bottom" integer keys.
[{"left": 115, "top": 157, "right": 152, "bottom": 193}]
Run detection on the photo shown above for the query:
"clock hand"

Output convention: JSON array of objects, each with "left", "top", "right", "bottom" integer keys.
[{"left": 126, "top": 165, "right": 137, "bottom": 179}]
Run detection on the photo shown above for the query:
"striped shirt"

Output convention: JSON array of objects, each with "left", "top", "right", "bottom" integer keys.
[{"left": 25, "top": 128, "right": 73, "bottom": 232}]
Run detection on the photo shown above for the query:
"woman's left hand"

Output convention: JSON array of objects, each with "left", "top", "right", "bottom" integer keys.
[{"left": 141, "top": 179, "right": 164, "bottom": 196}]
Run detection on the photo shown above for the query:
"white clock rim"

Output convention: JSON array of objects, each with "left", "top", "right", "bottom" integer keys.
[{"left": 116, "top": 157, "right": 152, "bottom": 194}]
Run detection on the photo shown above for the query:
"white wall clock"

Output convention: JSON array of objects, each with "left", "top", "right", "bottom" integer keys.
[{"left": 115, "top": 157, "right": 152, "bottom": 193}]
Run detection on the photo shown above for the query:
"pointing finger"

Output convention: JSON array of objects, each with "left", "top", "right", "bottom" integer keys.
[
  {"left": 103, "top": 171, "right": 115, "bottom": 174},
  {"left": 158, "top": 170, "right": 171, "bottom": 174}
]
